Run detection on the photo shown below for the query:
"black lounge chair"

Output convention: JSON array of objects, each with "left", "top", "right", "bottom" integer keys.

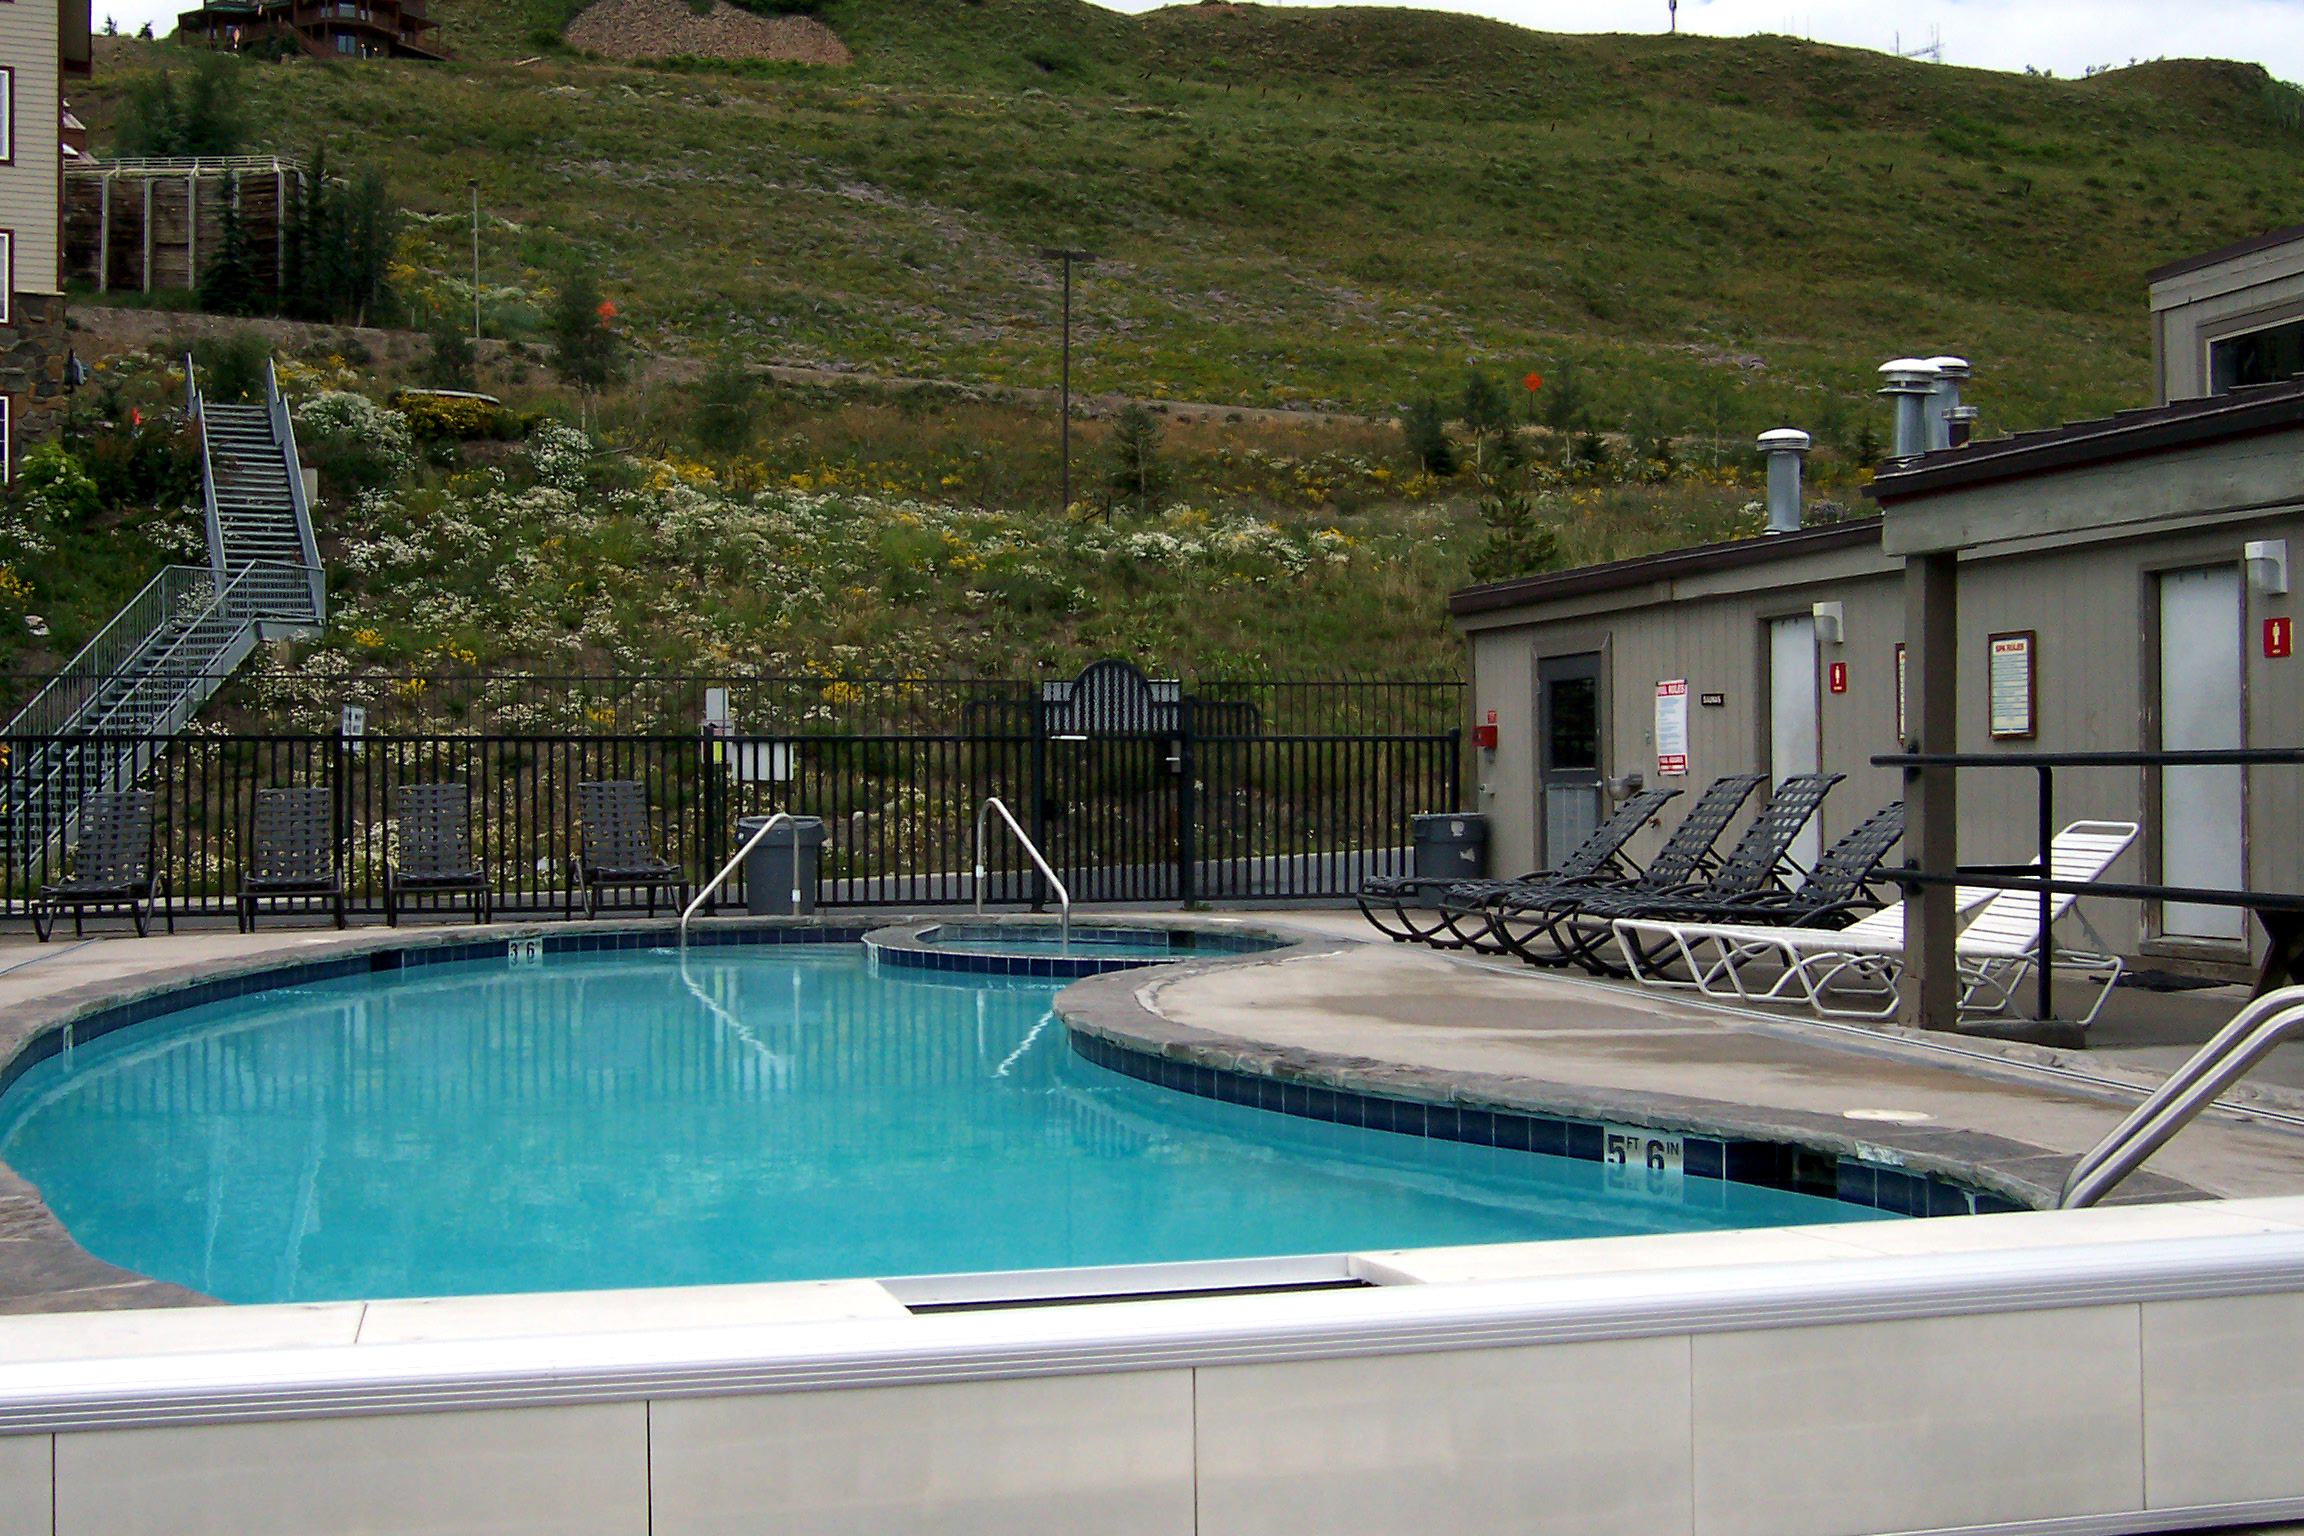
[
  {"left": 1444, "top": 773, "right": 1768, "bottom": 960},
  {"left": 384, "top": 781, "right": 491, "bottom": 926},
  {"left": 238, "top": 786, "right": 345, "bottom": 933},
  {"left": 569, "top": 779, "right": 690, "bottom": 919},
  {"left": 1356, "top": 787, "right": 1681, "bottom": 945},
  {"left": 1534, "top": 772, "right": 1845, "bottom": 974},
  {"left": 1605, "top": 801, "right": 1904, "bottom": 979},
  {"left": 33, "top": 789, "right": 173, "bottom": 941}
]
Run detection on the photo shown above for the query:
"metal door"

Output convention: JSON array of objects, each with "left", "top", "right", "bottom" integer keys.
[
  {"left": 1537, "top": 652, "right": 1603, "bottom": 867},
  {"left": 2158, "top": 566, "right": 2246, "bottom": 941},
  {"left": 1769, "top": 616, "right": 1822, "bottom": 873}
]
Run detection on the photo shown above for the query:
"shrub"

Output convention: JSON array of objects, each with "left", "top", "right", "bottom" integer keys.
[
  {"left": 390, "top": 390, "right": 511, "bottom": 441},
  {"left": 1400, "top": 396, "right": 1457, "bottom": 475},
  {"left": 292, "top": 392, "right": 417, "bottom": 499},
  {"left": 68, "top": 418, "right": 202, "bottom": 510},
  {"left": 421, "top": 318, "right": 479, "bottom": 393},
  {"left": 548, "top": 267, "right": 626, "bottom": 395},
  {"left": 15, "top": 444, "right": 101, "bottom": 526},
  {"left": 1467, "top": 487, "right": 1562, "bottom": 584},
  {"left": 115, "top": 55, "right": 243, "bottom": 157},
  {"left": 184, "top": 331, "right": 272, "bottom": 405},
  {"left": 524, "top": 421, "right": 594, "bottom": 491}
]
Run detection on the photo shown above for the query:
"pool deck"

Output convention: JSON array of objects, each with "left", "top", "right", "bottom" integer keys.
[{"left": 5, "top": 908, "right": 2304, "bottom": 1314}]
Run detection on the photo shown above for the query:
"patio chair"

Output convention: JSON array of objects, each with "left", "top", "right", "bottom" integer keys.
[
  {"left": 1356, "top": 787, "right": 1680, "bottom": 944},
  {"left": 32, "top": 789, "right": 173, "bottom": 942},
  {"left": 569, "top": 779, "right": 690, "bottom": 920},
  {"left": 384, "top": 781, "right": 491, "bottom": 926},
  {"left": 1604, "top": 801, "right": 1904, "bottom": 976},
  {"left": 237, "top": 786, "right": 345, "bottom": 933},
  {"left": 1614, "top": 820, "right": 2140, "bottom": 1024},
  {"left": 1485, "top": 772, "right": 1840, "bottom": 973},
  {"left": 1440, "top": 773, "right": 1768, "bottom": 957}
]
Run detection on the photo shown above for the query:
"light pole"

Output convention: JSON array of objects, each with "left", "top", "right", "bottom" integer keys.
[
  {"left": 1038, "top": 247, "right": 1094, "bottom": 515},
  {"left": 468, "top": 178, "right": 481, "bottom": 344}
]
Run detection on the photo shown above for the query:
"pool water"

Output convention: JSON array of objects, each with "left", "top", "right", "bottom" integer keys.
[{"left": 0, "top": 949, "right": 1894, "bottom": 1303}]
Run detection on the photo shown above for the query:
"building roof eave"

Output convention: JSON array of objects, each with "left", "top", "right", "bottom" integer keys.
[{"left": 1446, "top": 518, "right": 1885, "bottom": 620}]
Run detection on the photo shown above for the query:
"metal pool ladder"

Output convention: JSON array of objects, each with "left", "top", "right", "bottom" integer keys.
[
  {"left": 976, "top": 796, "right": 1071, "bottom": 951},
  {"left": 2061, "top": 983, "right": 2304, "bottom": 1207},
  {"left": 679, "top": 811, "right": 796, "bottom": 951}
]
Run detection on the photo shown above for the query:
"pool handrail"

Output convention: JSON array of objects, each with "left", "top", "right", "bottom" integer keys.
[
  {"left": 2060, "top": 983, "right": 2304, "bottom": 1207},
  {"left": 975, "top": 796, "right": 1071, "bottom": 950},
  {"left": 679, "top": 812, "right": 796, "bottom": 949}
]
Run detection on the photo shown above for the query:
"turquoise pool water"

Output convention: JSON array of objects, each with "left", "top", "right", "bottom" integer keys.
[{"left": 0, "top": 949, "right": 1892, "bottom": 1303}]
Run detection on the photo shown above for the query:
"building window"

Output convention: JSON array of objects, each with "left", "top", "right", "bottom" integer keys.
[
  {"left": 0, "top": 69, "right": 13, "bottom": 166},
  {"left": 0, "top": 230, "right": 14, "bottom": 325},
  {"left": 336, "top": 32, "right": 356, "bottom": 52},
  {"left": 2210, "top": 319, "right": 2304, "bottom": 394}
]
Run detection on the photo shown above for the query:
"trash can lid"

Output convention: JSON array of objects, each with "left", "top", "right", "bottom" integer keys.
[{"left": 736, "top": 814, "right": 828, "bottom": 843}]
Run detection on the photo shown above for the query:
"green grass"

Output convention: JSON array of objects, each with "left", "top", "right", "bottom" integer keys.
[{"left": 71, "top": 7, "right": 2304, "bottom": 445}]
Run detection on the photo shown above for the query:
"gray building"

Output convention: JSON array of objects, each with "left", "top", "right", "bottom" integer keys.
[
  {"left": 1451, "top": 385, "right": 2303, "bottom": 991},
  {"left": 2151, "top": 223, "right": 2304, "bottom": 404}
]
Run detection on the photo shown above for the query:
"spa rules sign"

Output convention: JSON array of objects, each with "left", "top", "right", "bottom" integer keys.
[{"left": 1655, "top": 680, "right": 1689, "bottom": 777}]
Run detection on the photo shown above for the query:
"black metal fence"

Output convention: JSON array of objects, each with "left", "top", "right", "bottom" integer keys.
[{"left": 5, "top": 718, "right": 1459, "bottom": 919}]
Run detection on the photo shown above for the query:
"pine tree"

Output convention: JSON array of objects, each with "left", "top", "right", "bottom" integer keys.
[
  {"left": 1102, "top": 402, "right": 1169, "bottom": 518},
  {"left": 281, "top": 148, "right": 397, "bottom": 325},
  {"left": 423, "top": 314, "right": 478, "bottom": 391},
  {"left": 1400, "top": 395, "right": 1457, "bottom": 476},
  {"left": 693, "top": 352, "right": 760, "bottom": 454},
  {"left": 549, "top": 267, "right": 625, "bottom": 397},
  {"left": 197, "top": 174, "right": 263, "bottom": 317},
  {"left": 1467, "top": 485, "right": 1562, "bottom": 584}
]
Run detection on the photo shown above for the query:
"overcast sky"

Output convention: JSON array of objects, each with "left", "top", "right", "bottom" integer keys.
[{"left": 91, "top": 0, "right": 2304, "bottom": 84}]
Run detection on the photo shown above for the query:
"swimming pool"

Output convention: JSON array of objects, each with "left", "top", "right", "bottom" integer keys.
[{"left": 0, "top": 946, "right": 1894, "bottom": 1303}]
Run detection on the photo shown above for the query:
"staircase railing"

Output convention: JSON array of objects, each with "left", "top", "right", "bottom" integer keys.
[
  {"left": 187, "top": 353, "right": 227, "bottom": 582},
  {"left": 2061, "top": 984, "right": 2304, "bottom": 1208},
  {"left": 265, "top": 358, "right": 325, "bottom": 623},
  {"left": 3, "top": 565, "right": 215, "bottom": 740}
]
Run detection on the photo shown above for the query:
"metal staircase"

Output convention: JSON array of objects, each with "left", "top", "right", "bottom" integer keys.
[{"left": 1, "top": 356, "right": 323, "bottom": 876}]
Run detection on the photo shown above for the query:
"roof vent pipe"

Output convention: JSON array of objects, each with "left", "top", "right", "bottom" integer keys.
[
  {"left": 1877, "top": 357, "right": 1941, "bottom": 459},
  {"left": 1757, "top": 428, "right": 1811, "bottom": 534},
  {"left": 1926, "top": 356, "right": 1970, "bottom": 451}
]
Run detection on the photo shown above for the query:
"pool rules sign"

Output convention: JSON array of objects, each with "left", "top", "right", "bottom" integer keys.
[{"left": 1655, "top": 680, "right": 1689, "bottom": 776}]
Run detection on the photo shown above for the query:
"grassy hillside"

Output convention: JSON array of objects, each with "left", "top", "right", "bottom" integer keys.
[{"left": 70, "top": 5, "right": 2304, "bottom": 439}]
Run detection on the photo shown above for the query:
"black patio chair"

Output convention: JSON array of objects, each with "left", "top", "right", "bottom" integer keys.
[
  {"left": 1446, "top": 773, "right": 1769, "bottom": 960},
  {"left": 33, "top": 789, "right": 173, "bottom": 942},
  {"left": 1604, "top": 801, "right": 1904, "bottom": 978},
  {"left": 569, "top": 779, "right": 690, "bottom": 919},
  {"left": 237, "top": 786, "right": 345, "bottom": 933},
  {"left": 384, "top": 781, "right": 491, "bottom": 926},
  {"left": 1534, "top": 772, "right": 1845, "bottom": 974},
  {"left": 1357, "top": 787, "right": 1681, "bottom": 946}
]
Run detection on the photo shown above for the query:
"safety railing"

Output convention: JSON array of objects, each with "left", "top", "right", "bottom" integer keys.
[
  {"left": 679, "top": 811, "right": 794, "bottom": 950},
  {"left": 976, "top": 795, "right": 1070, "bottom": 949},
  {"left": 2061, "top": 983, "right": 2304, "bottom": 1207},
  {"left": 1872, "top": 748, "right": 2304, "bottom": 1019}
]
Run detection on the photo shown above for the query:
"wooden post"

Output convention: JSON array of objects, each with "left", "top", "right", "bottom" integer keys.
[
  {"left": 276, "top": 166, "right": 287, "bottom": 297},
  {"left": 186, "top": 169, "right": 198, "bottom": 287},
  {"left": 1897, "top": 550, "right": 1961, "bottom": 1031},
  {"left": 97, "top": 172, "right": 111, "bottom": 293},
  {"left": 141, "top": 176, "right": 153, "bottom": 293}
]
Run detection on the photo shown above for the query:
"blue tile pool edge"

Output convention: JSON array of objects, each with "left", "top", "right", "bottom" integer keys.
[
  {"left": 1065, "top": 1028, "right": 2022, "bottom": 1220},
  {"left": 861, "top": 920, "right": 1289, "bottom": 980},
  {"left": 0, "top": 922, "right": 876, "bottom": 1104}
]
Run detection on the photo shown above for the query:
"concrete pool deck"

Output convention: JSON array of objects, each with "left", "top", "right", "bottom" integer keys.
[{"left": 5, "top": 909, "right": 2304, "bottom": 1314}]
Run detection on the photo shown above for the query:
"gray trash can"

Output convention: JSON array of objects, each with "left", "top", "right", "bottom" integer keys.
[
  {"left": 1410, "top": 813, "right": 1486, "bottom": 907},
  {"left": 736, "top": 815, "right": 828, "bottom": 915}
]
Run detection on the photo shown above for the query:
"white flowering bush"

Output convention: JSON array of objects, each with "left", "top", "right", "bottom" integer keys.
[
  {"left": 294, "top": 392, "right": 418, "bottom": 496},
  {"left": 524, "top": 423, "right": 593, "bottom": 491}
]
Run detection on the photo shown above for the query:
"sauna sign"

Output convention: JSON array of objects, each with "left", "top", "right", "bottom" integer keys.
[{"left": 1655, "top": 680, "right": 1689, "bottom": 776}]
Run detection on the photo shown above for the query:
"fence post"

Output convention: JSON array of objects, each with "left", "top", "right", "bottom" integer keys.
[
  {"left": 1177, "top": 697, "right": 1197, "bottom": 907},
  {"left": 699, "top": 733, "right": 723, "bottom": 916},
  {"left": 1028, "top": 695, "right": 1048, "bottom": 914},
  {"left": 1446, "top": 726, "right": 1462, "bottom": 813}
]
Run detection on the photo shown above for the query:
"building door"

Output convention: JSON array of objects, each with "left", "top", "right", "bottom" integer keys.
[
  {"left": 1537, "top": 652, "right": 1603, "bottom": 868},
  {"left": 1769, "top": 616, "right": 1822, "bottom": 873},
  {"left": 2158, "top": 566, "right": 2246, "bottom": 941}
]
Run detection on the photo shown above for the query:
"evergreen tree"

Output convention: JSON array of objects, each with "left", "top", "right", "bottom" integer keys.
[
  {"left": 693, "top": 351, "right": 760, "bottom": 454},
  {"left": 1400, "top": 395, "right": 1457, "bottom": 476},
  {"left": 1461, "top": 367, "right": 1523, "bottom": 471},
  {"left": 197, "top": 174, "right": 263, "bottom": 317},
  {"left": 1102, "top": 402, "right": 1169, "bottom": 517},
  {"left": 281, "top": 149, "right": 398, "bottom": 325},
  {"left": 422, "top": 313, "right": 479, "bottom": 391},
  {"left": 1467, "top": 486, "right": 1562, "bottom": 584},
  {"left": 549, "top": 267, "right": 626, "bottom": 396},
  {"left": 117, "top": 56, "right": 243, "bottom": 157}
]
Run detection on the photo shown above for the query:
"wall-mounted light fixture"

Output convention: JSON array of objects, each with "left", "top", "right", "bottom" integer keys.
[
  {"left": 1811, "top": 600, "right": 1845, "bottom": 645},
  {"left": 2246, "top": 539, "right": 2289, "bottom": 596}
]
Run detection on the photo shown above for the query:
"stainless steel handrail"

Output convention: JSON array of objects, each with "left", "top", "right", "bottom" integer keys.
[
  {"left": 2061, "top": 983, "right": 2304, "bottom": 1207},
  {"left": 976, "top": 796, "right": 1070, "bottom": 950},
  {"left": 679, "top": 811, "right": 795, "bottom": 950}
]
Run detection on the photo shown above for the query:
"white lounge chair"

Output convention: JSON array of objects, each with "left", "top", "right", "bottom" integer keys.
[{"left": 1615, "top": 821, "right": 2140, "bottom": 1026}]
